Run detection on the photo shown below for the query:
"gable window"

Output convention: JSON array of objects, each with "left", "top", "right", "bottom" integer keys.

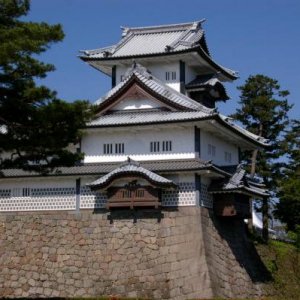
[
  {"left": 225, "top": 151, "right": 232, "bottom": 163},
  {"left": 150, "top": 141, "right": 160, "bottom": 152},
  {"left": 208, "top": 144, "right": 216, "bottom": 157},
  {"left": 115, "top": 143, "right": 125, "bottom": 154},
  {"left": 162, "top": 141, "right": 172, "bottom": 152},
  {"left": 120, "top": 75, "right": 124, "bottom": 82},
  {"left": 104, "top": 143, "right": 113, "bottom": 154}
]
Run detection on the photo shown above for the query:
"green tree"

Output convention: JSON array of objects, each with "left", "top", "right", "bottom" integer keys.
[
  {"left": 0, "top": 0, "right": 93, "bottom": 172},
  {"left": 231, "top": 74, "right": 292, "bottom": 242},
  {"left": 275, "top": 120, "right": 300, "bottom": 232}
]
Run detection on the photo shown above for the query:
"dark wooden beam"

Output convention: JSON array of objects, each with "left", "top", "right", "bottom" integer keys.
[
  {"left": 112, "top": 65, "right": 116, "bottom": 88},
  {"left": 179, "top": 60, "right": 185, "bottom": 93},
  {"left": 194, "top": 126, "right": 201, "bottom": 157},
  {"left": 76, "top": 178, "right": 81, "bottom": 212}
]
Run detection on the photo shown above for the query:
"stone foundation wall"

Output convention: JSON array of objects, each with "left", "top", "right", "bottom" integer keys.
[
  {"left": 0, "top": 208, "right": 269, "bottom": 299},
  {"left": 201, "top": 209, "right": 270, "bottom": 298}
]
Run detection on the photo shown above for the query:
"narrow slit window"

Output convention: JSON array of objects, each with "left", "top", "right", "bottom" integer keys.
[
  {"left": 115, "top": 143, "right": 125, "bottom": 154},
  {"left": 208, "top": 144, "right": 216, "bottom": 157},
  {"left": 150, "top": 141, "right": 160, "bottom": 153},
  {"left": 22, "top": 188, "right": 31, "bottom": 197},
  {"left": 104, "top": 143, "right": 113, "bottom": 154},
  {"left": 162, "top": 141, "right": 172, "bottom": 152},
  {"left": 165, "top": 72, "right": 170, "bottom": 81},
  {"left": 225, "top": 151, "right": 232, "bottom": 163}
]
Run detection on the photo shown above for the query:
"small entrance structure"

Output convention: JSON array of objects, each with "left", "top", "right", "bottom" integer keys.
[{"left": 87, "top": 157, "right": 176, "bottom": 209}]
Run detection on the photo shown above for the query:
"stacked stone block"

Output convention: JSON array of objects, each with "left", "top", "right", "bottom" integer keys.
[{"left": 0, "top": 208, "right": 269, "bottom": 299}]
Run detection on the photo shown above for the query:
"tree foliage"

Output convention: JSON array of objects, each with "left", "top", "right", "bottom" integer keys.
[
  {"left": 0, "top": 0, "right": 93, "bottom": 171},
  {"left": 232, "top": 75, "right": 291, "bottom": 184},
  {"left": 231, "top": 74, "right": 292, "bottom": 241},
  {"left": 275, "top": 120, "right": 300, "bottom": 231}
]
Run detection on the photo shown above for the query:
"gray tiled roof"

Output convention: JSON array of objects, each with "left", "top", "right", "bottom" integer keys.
[
  {"left": 94, "top": 63, "right": 213, "bottom": 112},
  {"left": 89, "top": 110, "right": 210, "bottom": 127},
  {"left": 209, "top": 165, "right": 269, "bottom": 197},
  {"left": 79, "top": 21, "right": 238, "bottom": 80},
  {"left": 81, "top": 21, "right": 205, "bottom": 59},
  {"left": 0, "top": 158, "right": 223, "bottom": 178},
  {"left": 87, "top": 158, "right": 175, "bottom": 189},
  {"left": 218, "top": 114, "right": 269, "bottom": 146}
]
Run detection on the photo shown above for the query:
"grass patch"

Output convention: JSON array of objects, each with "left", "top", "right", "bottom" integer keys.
[{"left": 256, "top": 240, "right": 300, "bottom": 299}]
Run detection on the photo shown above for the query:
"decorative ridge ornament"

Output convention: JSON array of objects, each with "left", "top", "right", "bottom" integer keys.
[{"left": 121, "top": 157, "right": 140, "bottom": 168}]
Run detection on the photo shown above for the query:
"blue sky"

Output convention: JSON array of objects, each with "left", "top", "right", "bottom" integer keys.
[{"left": 27, "top": 0, "right": 300, "bottom": 119}]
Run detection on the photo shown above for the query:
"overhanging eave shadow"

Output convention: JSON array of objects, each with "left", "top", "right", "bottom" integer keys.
[{"left": 93, "top": 207, "right": 168, "bottom": 223}]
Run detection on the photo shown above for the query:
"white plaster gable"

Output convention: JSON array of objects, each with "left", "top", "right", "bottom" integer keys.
[
  {"left": 110, "top": 97, "right": 163, "bottom": 111},
  {"left": 106, "top": 82, "right": 172, "bottom": 112}
]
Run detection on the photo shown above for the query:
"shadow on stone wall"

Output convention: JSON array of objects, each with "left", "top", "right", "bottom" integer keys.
[
  {"left": 93, "top": 207, "right": 174, "bottom": 224},
  {"left": 210, "top": 211, "right": 272, "bottom": 283}
]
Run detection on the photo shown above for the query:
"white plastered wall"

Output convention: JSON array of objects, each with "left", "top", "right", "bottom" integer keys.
[
  {"left": 82, "top": 126, "right": 195, "bottom": 163},
  {"left": 116, "top": 62, "right": 181, "bottom": 92},
  {"left": 0, "top": 177, "right": 77, "bottom": 212},
  {"left": 200, "top": 129, "right": 239, "bottom": 166}
]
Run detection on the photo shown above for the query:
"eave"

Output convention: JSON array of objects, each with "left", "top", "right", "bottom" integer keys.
[
  {"left": 86, "top": 113, "right": 269, "bottom": 149},
  {"left": 0, "top": 159, "right": 230, "bottom": 179},
  {"left": 209, "top": 186, "right": 269, "bottom": 199},
  {"left": 79, "top": 46, "right": 238, "bottom": 81}
]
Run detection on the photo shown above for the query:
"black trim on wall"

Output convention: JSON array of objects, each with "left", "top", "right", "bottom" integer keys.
[
  {"left": 194, "top": 126, "right": 201, "bottom": 157},
  {"left": 76, "top": 178, "right": 81, "bottom": 212},
  {"left": 195, "top": 174, "right": 201, "bottom": 191},
  {"left": 195, "top": 174, "right": 201, "bottom": 206},
  {"left": 179, "top": 60, "right": 185, "bottom": 93},
  {"left": 112, "top": 65, "right": 116, "bottom": 88}
]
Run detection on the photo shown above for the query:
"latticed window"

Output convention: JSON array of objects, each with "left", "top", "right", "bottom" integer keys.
[
  {"left": 122, "top": 190, "right": 131, "bottom": 198},
  {"left": 115, "top": 143, "right": 124, "bottom": 154},
  {"left": 208, "top": 144, "right": 216, "bottom": 157},
  {"left": 136, "top": 189, "right": 145, "bottom": 198},
  {"left": 22, "top": 188, "right": 31, "bottom": 197},
  {"left": 165, "top": 71, "right": 176, "bottom": 81},
  {"left": 162, "top": 141, "right": 172, "bottom": 152},
  {"left": 103, "top": 143, "right": 113, "bottom": 154},
  {"left": 224, "top": 151, "right": 232, "bottom": 163},
  {"left": 150, "top": 141, "right": 160, "bottom": 152}
]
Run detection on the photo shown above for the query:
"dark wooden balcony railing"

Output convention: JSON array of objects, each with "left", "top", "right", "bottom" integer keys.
[{"left": 106, "top": 186, "right": 160, "bottom": 209}]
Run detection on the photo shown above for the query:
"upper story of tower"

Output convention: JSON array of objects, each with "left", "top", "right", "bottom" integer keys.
[{"left": 79, "top": 20, "right": 238, "bottom": 108}]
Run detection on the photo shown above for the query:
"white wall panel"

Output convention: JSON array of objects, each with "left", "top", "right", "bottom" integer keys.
[
  {"left": 200, "top": 130, "right": 239, "bottom": 165},
  {"left": 82, "top": 127, "right": 194, "bottom": 163}
]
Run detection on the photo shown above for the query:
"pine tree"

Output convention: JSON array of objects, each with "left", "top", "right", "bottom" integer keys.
[
  {"left": 275, "top": 120, "right": 300, "bottom": 232},
  {"left": 231, "top": 74, "right": 292, "bottom": 241},
  {"left": 0, "top": 0, "right": 93, "bottom": 172}
]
